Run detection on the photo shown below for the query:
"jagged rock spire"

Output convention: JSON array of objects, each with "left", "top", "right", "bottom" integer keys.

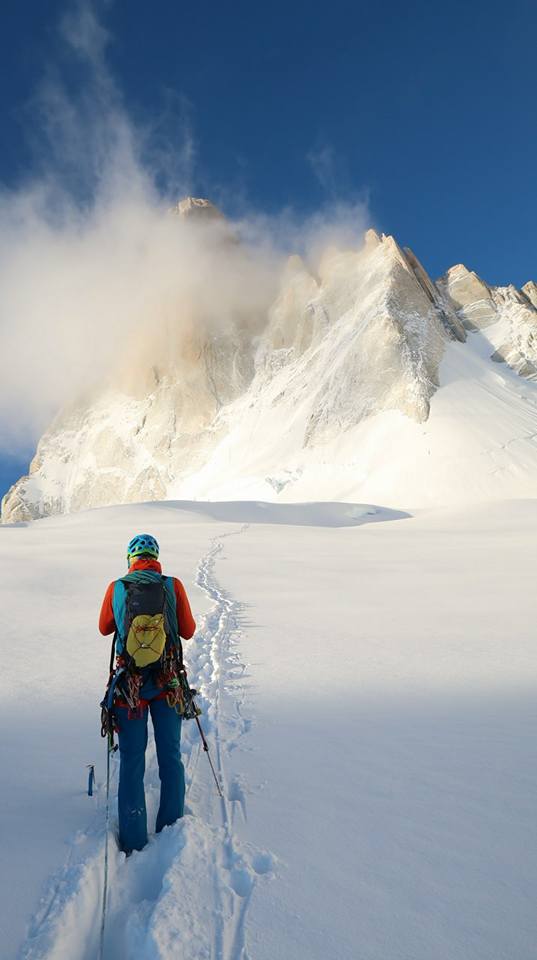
[
  {"left": 522, "top": 281, "right": 537, "bottom": 309},
  {"left": 171, "top": 197, "right": 224, "bottom": 222}
]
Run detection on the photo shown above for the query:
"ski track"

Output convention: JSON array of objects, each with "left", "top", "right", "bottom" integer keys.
[{"left": 19, "top": 525, "right": 275, "bottom": 960}]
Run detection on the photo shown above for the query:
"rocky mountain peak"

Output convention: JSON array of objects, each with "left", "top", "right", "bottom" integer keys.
[
  {"left": 364, "top": 228, "right": 381, "bottom": 249},
  {"left": 436, "top": 263, "right": 496, "bottom": 329},
  {"left": 171, "top": 196, "right": 224, "bottom": 222},
  {"left": 522, "top": 281, "right": 537, "bottom": 310}
]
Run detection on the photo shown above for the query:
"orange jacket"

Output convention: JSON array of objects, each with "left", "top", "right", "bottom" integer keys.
[{"left": 98, "top": 557, "right": 196, "bottom": 639}]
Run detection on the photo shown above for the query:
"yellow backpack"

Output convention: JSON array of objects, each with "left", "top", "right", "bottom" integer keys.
[{"left": 126, "top": 613, "right": 167, "bottom": 668}]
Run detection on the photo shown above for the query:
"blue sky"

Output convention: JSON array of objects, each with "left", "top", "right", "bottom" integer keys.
[{"left": 1, "top": 0, "right": 536, "bottom": 498}]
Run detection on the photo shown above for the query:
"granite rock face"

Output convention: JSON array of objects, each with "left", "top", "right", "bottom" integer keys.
[
  {"left": 437, "top": 264, "right": 497, "bottom": 329},
  {"left": 437, "top": 265, "right": 537, "bottom": 380},
  {"left": 522, "top": 281, "right": 537, "bottom": 310}
]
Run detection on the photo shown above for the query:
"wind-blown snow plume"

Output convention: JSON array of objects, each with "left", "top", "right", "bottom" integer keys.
[{"left": 0, "top": 1, "right": 369, "bottom": 454}]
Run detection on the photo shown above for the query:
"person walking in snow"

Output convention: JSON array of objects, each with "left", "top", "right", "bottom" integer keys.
[{"left": 99, "top": 534, "right": 196, "bottom": 854}]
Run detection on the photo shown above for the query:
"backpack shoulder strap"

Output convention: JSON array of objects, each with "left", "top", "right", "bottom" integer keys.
[
  {"left": 109, "top": 632, "right": 117, "bottom": 674},
  {"left": 162, "top": 575, "right": 184, "bottom": 668},
  {"left": 111, "top": 579, "right": 129, "bottom": 649}
]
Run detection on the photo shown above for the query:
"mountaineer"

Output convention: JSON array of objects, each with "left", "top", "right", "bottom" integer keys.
[{"left": 99, "top": 533, "right": 196, "bottom": 854}]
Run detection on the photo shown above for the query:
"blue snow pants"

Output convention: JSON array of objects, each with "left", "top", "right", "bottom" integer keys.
[{"left": 117, "top": 697, "right": 185, "bottom": 853}]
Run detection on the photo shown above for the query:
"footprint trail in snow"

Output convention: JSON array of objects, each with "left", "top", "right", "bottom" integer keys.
[{"left": 20, "top": 526, "right": 275, "bottom": 960}]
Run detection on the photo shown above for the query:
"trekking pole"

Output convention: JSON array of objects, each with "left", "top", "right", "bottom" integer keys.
[
  {"left": 194, "top": 715, "right": 224, "bottom": 799},
  {"left": 181, "top": 670, "right": 224, "bottom": 801},
  {"left": 98, "top": 660, "right": 122, "bottom": 960},
  {"left": 99, "top": 735, "right": 113, "bottom": 960}
]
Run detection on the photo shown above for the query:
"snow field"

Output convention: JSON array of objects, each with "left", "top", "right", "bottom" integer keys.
[
  {"left": 1, "top": 498, "right": 536, "bottom": 959},
  {"left": 15, "top": 519, "right": 274, "bottom": 960},
  {"left": 204, "top": 501, "right": 537, "bottom": 959}
]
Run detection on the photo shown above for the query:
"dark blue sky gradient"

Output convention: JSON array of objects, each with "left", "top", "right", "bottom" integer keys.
[{"left": 1, "top": 0, "right": 536, "bottom": 498}]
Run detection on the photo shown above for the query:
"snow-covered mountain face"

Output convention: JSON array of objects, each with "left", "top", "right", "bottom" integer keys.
[
  {"left": 437, "top": 264, "right": 537, "bottom": 377},
  {"left": 2, "top": 200, "right": 537, "bottom": 521}
]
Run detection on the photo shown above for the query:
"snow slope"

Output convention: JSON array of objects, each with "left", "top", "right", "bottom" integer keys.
[
  {"left": 1, "top": 498, "right": 536, "bottom": 959},
  {"left": 172, "top": 326, "right": 537, "bottom": 508}
]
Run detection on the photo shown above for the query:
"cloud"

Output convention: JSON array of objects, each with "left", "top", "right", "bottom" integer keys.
[
  {"left": 308, "top": 144, "right": 338, "bottom": 195},
  {"left": 60, "top": 0, "right": 110, "bottom": 66},
  {"left": 0, "top": 1, "right": 370, "bottom": 455}
]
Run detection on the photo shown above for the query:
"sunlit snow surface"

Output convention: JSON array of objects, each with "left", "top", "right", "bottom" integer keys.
[{"left": 1, "top": 499, "right": 536, "bottom": 959}]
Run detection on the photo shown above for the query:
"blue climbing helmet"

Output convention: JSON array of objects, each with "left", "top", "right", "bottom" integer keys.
[{"left": 127, "top": 533, "right": 160, "bottom": 561}]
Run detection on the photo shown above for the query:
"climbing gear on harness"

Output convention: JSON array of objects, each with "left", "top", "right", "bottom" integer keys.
[
  {"left": 160, "top": 643, "right": 202, "bottom": 719},
  {"left": 127, "top": 533, "right": 159, "bottom": 561}
]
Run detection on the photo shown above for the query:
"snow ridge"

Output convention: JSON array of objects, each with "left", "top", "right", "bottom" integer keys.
[{"left": 20, "top": 528, "right": 274, "bottom": 960}]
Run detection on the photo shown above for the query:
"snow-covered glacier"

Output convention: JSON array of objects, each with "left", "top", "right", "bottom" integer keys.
[{"left": 3, "top": 201, "right": 537, "bottom": 521}]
